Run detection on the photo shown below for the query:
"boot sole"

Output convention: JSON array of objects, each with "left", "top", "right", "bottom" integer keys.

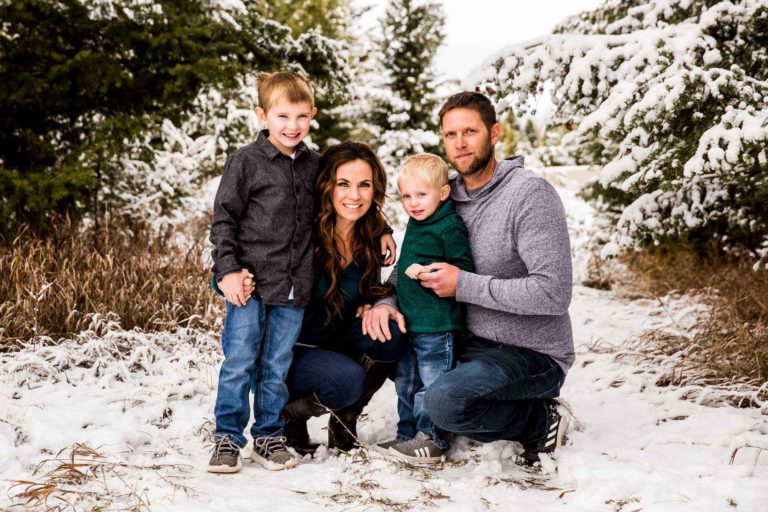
[{"left": 250, "top": 451, "right": 299, "bottom": 471}]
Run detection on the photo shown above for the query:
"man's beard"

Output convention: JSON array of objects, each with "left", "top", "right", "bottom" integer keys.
[{"left": 452, "top": 140, "right": 494, "bottom": 177}]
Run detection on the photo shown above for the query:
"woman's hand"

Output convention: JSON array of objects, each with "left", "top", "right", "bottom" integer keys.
[
  {"left": 362, "top": 304, "right": 406, "bottom": 342},
  {"left": 381, "top": 233, "right": 397, "bottom": 266},
  {"left": 242, "top": 273, "right": 255, "bottom": 298},
  {"left": 356, "top": 304, "right": 372, "bottom": 318}
]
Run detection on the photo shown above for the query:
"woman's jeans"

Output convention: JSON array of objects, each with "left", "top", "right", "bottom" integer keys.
[
  {"left": 406, "top": 335, "right": 565, "bottom": 447},
  {"left": 394, "top": 331, "right": 455, "bottom": 449},
  {"left": 287, "top": 318, "right": 406, "bottom": 410},
  {"left": 213, "top": 299, "right": 304, "bottom": 448}
]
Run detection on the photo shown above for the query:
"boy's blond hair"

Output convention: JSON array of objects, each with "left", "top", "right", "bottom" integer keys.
[
  {"left": 256, "top": 72, "right": 314, "bottom": 112},
  {"left": 398, "top": 153, "right": 450, "bottom": 189}
]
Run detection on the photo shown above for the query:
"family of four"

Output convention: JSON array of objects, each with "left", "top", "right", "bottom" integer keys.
[{"left": 207, "top": 72, "right": 575, "bottom": 473}]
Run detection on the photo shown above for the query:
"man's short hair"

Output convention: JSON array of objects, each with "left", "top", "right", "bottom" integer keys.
[
  {"left": 438, "top": 91, "right": 497, "bottom": 132},
  {"left": 256, "top": 72, "right": 314, "bottom": 112},
  {"left": 398, "top": 153, "right": 449, "bottom": 189}
]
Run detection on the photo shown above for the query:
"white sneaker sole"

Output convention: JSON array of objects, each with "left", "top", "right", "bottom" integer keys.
[
  {"left": 207, "top": 458, "right": 242, "bottom": 473},
  {"left": 250, "top": 451, "right": 299, "bottom": 471},
  {"left": 387, "top": 447, "right": 442, "bottom": 464}
]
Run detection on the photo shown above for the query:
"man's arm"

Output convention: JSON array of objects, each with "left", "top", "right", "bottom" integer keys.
[
  {"left": 420, "top": 179, "right": 572, "bottom": 315},
  {"left": 361, "top": 262, "right": 406, "bottom": 341},
  {"left": 457, "top": 179, "right": 572, "bottom": 315}
]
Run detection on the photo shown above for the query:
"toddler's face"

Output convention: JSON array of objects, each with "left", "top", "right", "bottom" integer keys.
[
  {"left": 398, "top": 174, "right": 449, "bottom": 221},
  {"left": 257, "top": 98, "right": 316, "bottom": 155}
]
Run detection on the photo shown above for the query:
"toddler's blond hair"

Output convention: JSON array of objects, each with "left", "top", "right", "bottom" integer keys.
[
  {"left": 398, "top": 153, "right": 449, "bottom": 189},
  {"left": 256, "top": 72, "right": 314, "bottom": 112}
]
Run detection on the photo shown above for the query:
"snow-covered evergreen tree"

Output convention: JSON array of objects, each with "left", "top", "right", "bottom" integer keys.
[
  {"left": 468, "top": 0, "right": 768, "bottom": 265},
  {"left": 340, "top": 0, "right": 446, "bottom": 226}
]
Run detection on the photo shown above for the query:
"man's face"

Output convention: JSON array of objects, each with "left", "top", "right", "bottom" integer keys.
[{"left": 441, "top": 108, "right": 499, "bottom": 177}]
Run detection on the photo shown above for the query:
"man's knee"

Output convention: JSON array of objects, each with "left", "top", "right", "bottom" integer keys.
[{"left": 423, "top": 375, "right": 466, "bottom": 430}]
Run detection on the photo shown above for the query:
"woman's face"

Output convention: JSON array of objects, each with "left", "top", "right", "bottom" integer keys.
[{"left": 332, "top": 159, "right": 374, "bottom": 227}]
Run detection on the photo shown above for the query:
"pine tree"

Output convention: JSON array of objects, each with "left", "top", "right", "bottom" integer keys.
[
  {"left": 0, "top": 0, "right": 352, "bottom": 233},
  {"left": 345, "top": 0, "right": 446, "bottom": 226},
  {"left": 469, "top": 0, "right": 768, "bottom": 264}
]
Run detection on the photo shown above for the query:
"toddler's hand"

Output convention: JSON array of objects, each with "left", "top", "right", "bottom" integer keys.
[{"left": 405, "top": 263, "right": 426, "bottom": 280}]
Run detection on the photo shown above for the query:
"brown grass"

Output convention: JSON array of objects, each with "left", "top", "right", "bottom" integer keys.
[
  {"left": 0, "top": 216, "right": 222, "bottom": 349},
  {"left": 624, "top": 243, "right": 768, "bottom": 390}
]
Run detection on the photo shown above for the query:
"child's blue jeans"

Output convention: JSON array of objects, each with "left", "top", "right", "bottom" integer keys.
[
  {"left": 213, "top": 298, "right": 304, "bottom": 448},
  {"left": 394, "top": 331, "right": 454, "bottom": 449}
]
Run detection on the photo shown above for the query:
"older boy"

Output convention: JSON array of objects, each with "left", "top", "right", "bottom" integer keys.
[
  {"left": 208, "top": 72, "right": 318, "bottom": 473},
  {"left": 379, "top": 154, "right": 474, "bottom": 463}
]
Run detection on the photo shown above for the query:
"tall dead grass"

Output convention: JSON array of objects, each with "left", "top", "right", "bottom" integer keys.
[
  {"left": 0, "top": 216, "right": 222, "bottom": 349},
  {"left": 625, "top": 243, "right": 768, "bottom": 390}
]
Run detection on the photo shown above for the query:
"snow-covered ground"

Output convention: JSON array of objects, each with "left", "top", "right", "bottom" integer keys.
[{"left": 2, "top": 170, "right": 766, "bottom": 511}]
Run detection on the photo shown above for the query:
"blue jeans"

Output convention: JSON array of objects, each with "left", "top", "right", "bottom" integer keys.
[
  {"left": 287, "top": 318, "right": 406, "bottom": 410},
  {"left": 214, "top": 299, "right": 304, "bottom": 447},
  {"left": 394, "top": 331, "right": 454, "bottom": 449},
  {"left": 421, "top": 335, "right": 565, "bottom": 447}
]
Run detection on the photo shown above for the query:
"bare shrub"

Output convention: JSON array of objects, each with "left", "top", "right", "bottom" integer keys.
[
  {"left": 625, "top": 243, "right": 768, "bottom": 392},
  {"left": 0, "top": 216, "right": 222, "bottom": 348}
]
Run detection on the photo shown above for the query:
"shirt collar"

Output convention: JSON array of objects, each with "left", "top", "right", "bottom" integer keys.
[{"left": 256, "top": 129, "right": 308, "bottom": 161}]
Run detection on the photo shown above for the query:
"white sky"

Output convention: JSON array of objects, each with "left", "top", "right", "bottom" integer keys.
[{"left": 360, "top": 0, "right": 605, "bottom": 80}]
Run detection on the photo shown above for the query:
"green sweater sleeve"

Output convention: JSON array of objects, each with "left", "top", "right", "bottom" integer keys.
[{"left": 441, "top": 223, "right": 474, "bottom": 273}]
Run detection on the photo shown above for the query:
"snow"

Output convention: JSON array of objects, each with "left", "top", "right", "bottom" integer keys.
[{"left": 2, "top": 168, "right": 766, "bottom": 511}]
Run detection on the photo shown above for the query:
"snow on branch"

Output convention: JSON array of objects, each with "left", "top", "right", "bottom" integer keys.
[{"left": 467, "top": 0, "right": 768, "bottom": 264}]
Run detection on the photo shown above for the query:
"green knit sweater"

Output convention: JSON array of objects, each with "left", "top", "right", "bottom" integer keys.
[{"left": 396, "top": 199, "right": 474, "bottom": 332}]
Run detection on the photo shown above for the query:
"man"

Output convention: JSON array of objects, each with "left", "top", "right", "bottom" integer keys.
[{"left": 363, "top": 91, "right": 575, "bottom": 465}]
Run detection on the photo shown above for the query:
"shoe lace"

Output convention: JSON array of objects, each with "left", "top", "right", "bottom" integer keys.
[
  {"left": 213, "top": 435, "right": 239, "bottom": 457},
  {"left": 255, "top": 436, "right": 289, "bottom": 455}
]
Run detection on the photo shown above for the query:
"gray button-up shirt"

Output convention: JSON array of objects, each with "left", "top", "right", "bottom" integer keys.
[{"left": 210, "top": 130, "right": 320, "bottom": 306}]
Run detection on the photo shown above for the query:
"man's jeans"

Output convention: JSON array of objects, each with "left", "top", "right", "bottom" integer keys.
[
  {"left": 214, "top": 299, "right": 304, "bottom": 448},
  {"left": 287, "top": 318, "right": 406, "bottom": 410},
  {"left": 394, "top": 331, "right": 454, "bottom": 449},
  {"left": 419, "top": 335, "right": 565, "bottom": 447}
]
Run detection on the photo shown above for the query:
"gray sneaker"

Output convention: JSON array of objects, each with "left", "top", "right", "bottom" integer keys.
[
  {"left": 388, "top": 432, "right": 444, "bottom": 464},
  {"left": 371, "top": 438, "right": 406, "bottom": 456},
  {"left": 207, "top": 436, "right": 242, "bottom": 473},
  {"left": 250, "top": 436, "right": 299, "bottom": 471}
]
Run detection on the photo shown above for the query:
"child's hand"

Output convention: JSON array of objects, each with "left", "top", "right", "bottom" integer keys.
[
  {"left": 381, "top": 233, "right": 397, "bottom": 266},
  {"left": 405, "top": 263, "right": 426, "bottom": 280},
  {"left": 220, "top": 270, "right": 252, "bottom": 307}
]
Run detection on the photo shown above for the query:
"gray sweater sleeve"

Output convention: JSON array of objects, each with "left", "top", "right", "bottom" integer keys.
[
  {"left": 210, "top": 154, "right": 249, "bottom": 278},
  {"left": 456, "top": 179, "right": 572, "bottom": 315}
]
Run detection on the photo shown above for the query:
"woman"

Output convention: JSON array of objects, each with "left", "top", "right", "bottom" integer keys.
[{"left": 281, "top": 141, "right": 407, "bottom": 453}]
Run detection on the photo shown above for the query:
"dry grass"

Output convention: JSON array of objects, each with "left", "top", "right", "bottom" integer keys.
[
  {"left": 0, "top": 216, "right": 221, "bottom": 349},
  {"left": 8, "top": 443, "right": 193, "bottom": 511},
  {"left": 624, "top": 243, "right": 768, "bottom": 393}
]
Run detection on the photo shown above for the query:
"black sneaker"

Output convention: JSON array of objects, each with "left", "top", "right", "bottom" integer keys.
[
  {"left": 388, "top": 432, "right": 444, "bottom": 464},
  {"left": 520, "top": 399, "right": 571, "bottom": 466},
  {"left": 250, "top": 436, "right": 299, "bottom": 471},
  {"left": 371, "top": 438, "right": 406, "bottom": 456},
  {"left": 207, "top": 436, "right": 242, "bottom": 473}
]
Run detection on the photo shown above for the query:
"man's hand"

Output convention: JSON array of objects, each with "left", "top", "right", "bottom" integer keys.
[
  {"left": 418, "top": 262, "right": 459, "bottom": 297},
  {"left": 220, "top": 269, "right": 253, "bottom": 307},
  {"left": 381, "top": 233, "right": 397, "bottom": 266},
  {"left": 405, "top": 263, "right": 427, "bottom": 280},
  {"left": 361, "top": 304, "right": 406, "bottom": 342}
]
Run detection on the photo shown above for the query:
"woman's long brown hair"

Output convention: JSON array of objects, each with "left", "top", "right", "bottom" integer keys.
[{"left": 315, "top": 141, "right": 393, "bottom": 322}]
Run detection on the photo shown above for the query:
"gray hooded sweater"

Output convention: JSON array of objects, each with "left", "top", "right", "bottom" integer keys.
[
  {"left": 452, "top": 156, "right": 574, "bottom": 373},
  {"left": 384, "top": 156, "right": 575, "bottom": 373}
]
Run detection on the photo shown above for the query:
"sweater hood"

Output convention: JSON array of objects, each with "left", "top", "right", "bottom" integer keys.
[{"left": 450, "top": 156, "right": 525, "bottom": 202}]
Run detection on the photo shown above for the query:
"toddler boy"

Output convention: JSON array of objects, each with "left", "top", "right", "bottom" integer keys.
[{"left": 382, "top": 154, "right": 474, "bottom": 463}]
